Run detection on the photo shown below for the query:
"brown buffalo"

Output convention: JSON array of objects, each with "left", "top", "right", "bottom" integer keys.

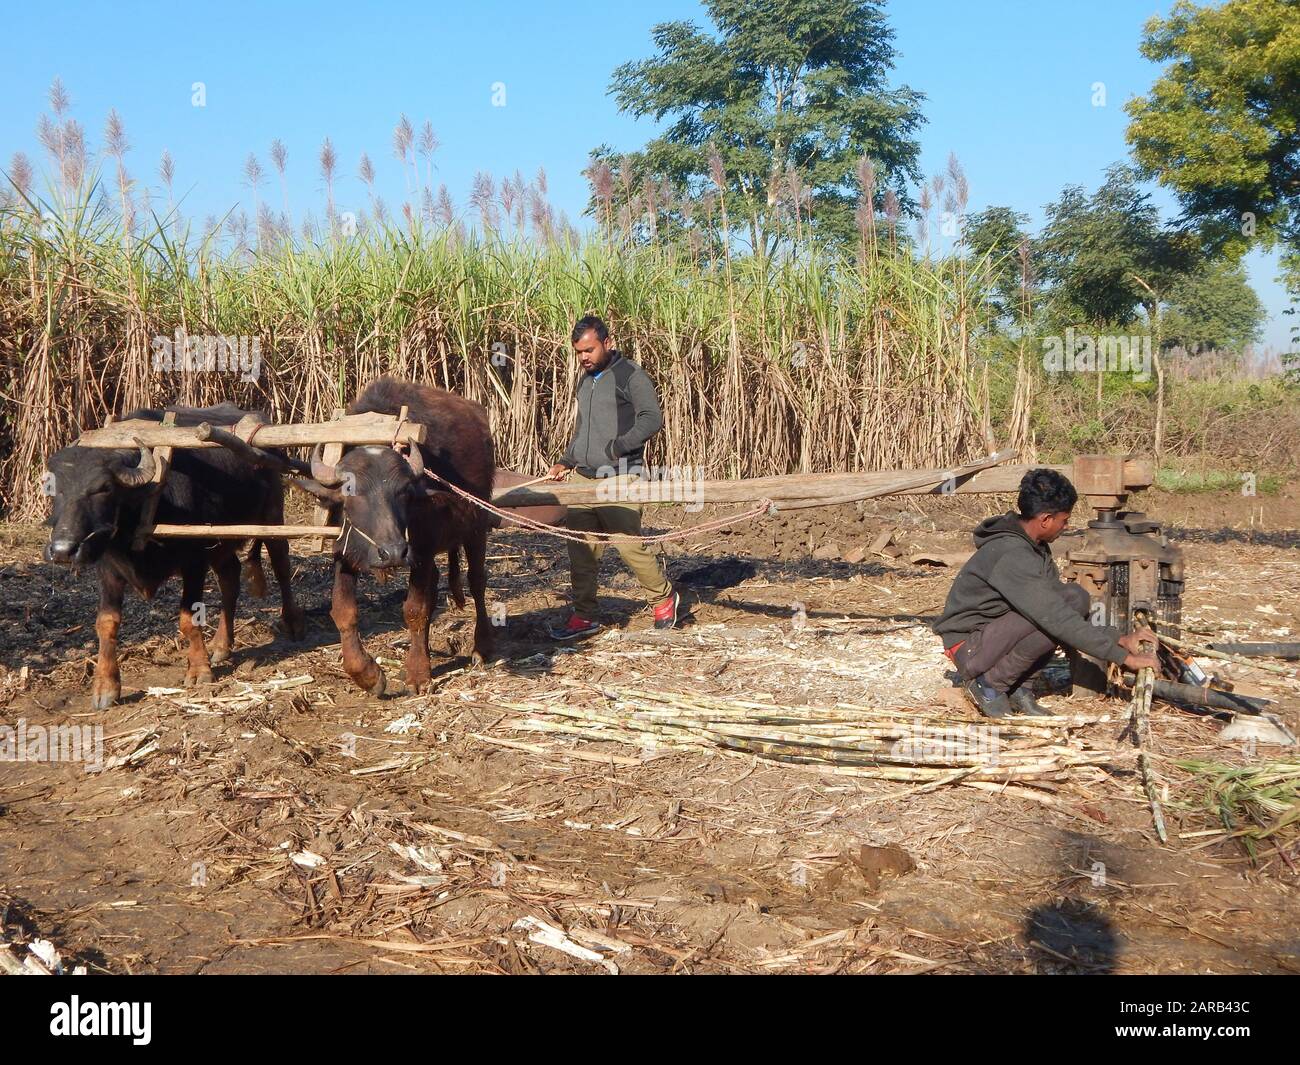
[{"left": 294, "top": 378, "right": 495, "bottom": 695}]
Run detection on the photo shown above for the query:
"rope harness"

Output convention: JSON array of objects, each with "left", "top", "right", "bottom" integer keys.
[
  {"left": 330, "top": 440, "right": 774, "bottom": 552},
  {"left": 337, "top": 515, "right": 380, "bottom": 556}
]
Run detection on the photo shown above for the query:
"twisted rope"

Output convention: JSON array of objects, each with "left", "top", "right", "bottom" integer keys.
[{"left": 423, "top": 469, "right": 775, "bottom": 546}]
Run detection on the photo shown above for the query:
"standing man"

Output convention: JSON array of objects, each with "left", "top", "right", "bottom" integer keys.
[
  {"left": 934, "top": 468, "right": 1158, "bottom": 717},
  {"left": 546, "top": 315, "right": 680, "bottom": 639}
]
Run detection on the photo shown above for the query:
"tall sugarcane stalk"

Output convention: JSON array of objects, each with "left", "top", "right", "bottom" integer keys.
[{"left": 1133, "top": 616, "right": 1168, "bottom": 843}]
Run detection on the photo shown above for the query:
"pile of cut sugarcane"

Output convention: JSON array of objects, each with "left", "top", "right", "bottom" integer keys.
[{"left": 495, "top": 682, "right": 1113, "bottom": 783}]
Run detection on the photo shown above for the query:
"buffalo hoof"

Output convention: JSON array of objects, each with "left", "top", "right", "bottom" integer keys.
[
  {"left": 90, "top": 685, "right": 120, "bottom": 711},
  {"left": 404, "top": 657, "right": 432, "bottom": 694},
  {"left": 366, "top": 670, "right": 387, "bottom": 698},
  {"left": 184, "top": 667, "right": 214, "bottom": 687},
  {"left": 470, "top": 650, "right": 486, "bottom": 669},
  {"left": 209, "top": 646, "right": 231, "bottom": 666},
  {"left": 282, "top": 607, "right": 307, "bottom": 642}
]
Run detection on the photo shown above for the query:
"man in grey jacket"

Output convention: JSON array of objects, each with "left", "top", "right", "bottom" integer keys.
[
  {"left": 934, "top": 468, "right": 1157, "bottom": 717},
  {"left": 546, "top": 315, "right": 680, "bottom": 639}
]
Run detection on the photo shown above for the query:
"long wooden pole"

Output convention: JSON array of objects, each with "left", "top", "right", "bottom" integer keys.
[
  {"left": 758, "top": 451, "right": 1015, "bottom": 510},
  {"left": 491, "top": 457, "right": 1152, "bottom": 509},
  {"left": 137, "top": 452, "right": 1153, "bottom": 541},
  {"left": 76, "top": 413, "right": 426, "bottom": 449},
  {"left": 150, "top": 524, "right": 340, "bottom": 538},
  {"left": 196, "top": 423, "right": 310, "bottom": 474}
]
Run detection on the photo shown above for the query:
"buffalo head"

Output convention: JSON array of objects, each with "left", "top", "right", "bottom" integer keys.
[
  {"left": 296, "top": 443, "right": 430, "bottom": 572},
  {"left": 45, "top": 442, "right": 156, "bottom": 564}
]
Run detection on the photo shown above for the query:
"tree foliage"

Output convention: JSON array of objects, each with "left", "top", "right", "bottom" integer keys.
[
  {"left": 1126, "top": 0, "right": 1300, "bottom": 292},
  {"left": 978, "top": 167, "right": 1265, "bottom": 353},
  {"left": 592, "top": 0, "right": 925, "bottom": 252},
  {"left": 1036, "top": 165, "right": 1193, "bottom": 329},
  {"left": 963, "top": 206, "right": 1032, "bottom": 326},
  {"left": 1161, "top": 259, "right": 1266, "bottom": 351}
]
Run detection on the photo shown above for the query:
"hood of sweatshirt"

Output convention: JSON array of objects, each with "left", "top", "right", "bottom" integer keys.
[{"left": 972, "top": 511, "right": 1040, "bottom": 550}]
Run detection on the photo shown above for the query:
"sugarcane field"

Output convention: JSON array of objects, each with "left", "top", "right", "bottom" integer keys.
[{"left": 2, "top": 0, "right": 1299, "bottom": 1035}]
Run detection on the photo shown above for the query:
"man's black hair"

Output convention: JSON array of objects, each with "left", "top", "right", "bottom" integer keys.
[
  {"left": 1017, "top": 467, "right": 1078, "bottom": 519},
  {"left": 571, "top": 315, "right": 609, "bottom": 344}
]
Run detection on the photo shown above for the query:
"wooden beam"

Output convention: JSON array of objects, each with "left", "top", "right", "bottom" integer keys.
[
  {"left": 76, "top": 411, "right": 426, "bottom": 450},
  {"left": 491, "top": 456, "right": 1151, "bottom": 509},
  {"left": 762, "top": 451, "right": 1015, "bottom": 510},
  {"left": 136, "top": 452, "right": 1152, "bottom": 540},
  {"left": 309, "top": 410, "right": 347, "bottom": 553},
  {"left": 195, "top": 422, "right": 309, "bottom": 474},
  {"left": 132, "top": 410, "right": 174, "bottom": 551},
  {"left": 150, "top": 524, "right": 340, "bottom": 539}
]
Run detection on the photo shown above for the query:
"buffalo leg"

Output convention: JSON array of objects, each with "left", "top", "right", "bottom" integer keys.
[
  {"left": 90, "top": 568, "right": 126, "bottom": 710},
  {"left": 331, "top": 560, "right": 385, "bottom": 696},
  {"left": 243, "top": 539, "right": 269, "bottom": 598},
  {"left": 464, "top": 528, "right": 492, "bottom": 665},
  {"left": 446, "top": 547, "right": 465, "bottom": 609},
  {"left": 266, "top": 538, "right": 306, "bottom": 640},
  {"left": 402, "top": 554, "right": 437, "bottom": 692},
  {"left": 209, "top": 552, "right": 240, "bottom": 666},
  {"left": 179, "top": 560, "right": 214, "bottom": 687}
]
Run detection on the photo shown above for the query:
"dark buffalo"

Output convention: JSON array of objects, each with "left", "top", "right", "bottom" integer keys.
[
  {"left": 294, "top": 377, "right": 494, "bottom": 696},
  {"left": 45, "top": 403, "right": 305, "bottom": 709}
]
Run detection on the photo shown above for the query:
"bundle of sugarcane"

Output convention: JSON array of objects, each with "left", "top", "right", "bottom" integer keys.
[{"left": 492, "top": 684, "right": 1114, "bottom": 783}]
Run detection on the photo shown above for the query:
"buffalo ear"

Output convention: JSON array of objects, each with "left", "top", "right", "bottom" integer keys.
[{"left": 291, "top": 476, "right": 343, "bottom": 505}]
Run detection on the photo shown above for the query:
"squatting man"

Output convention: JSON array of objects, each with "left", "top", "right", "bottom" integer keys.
[{"left": 934, "top": 468, "right": 1158, "bottom": 718}]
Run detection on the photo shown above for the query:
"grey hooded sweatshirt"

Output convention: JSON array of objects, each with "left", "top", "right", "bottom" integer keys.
[
  {"left": 933, "top": 512, "right": 1128, "bottom": 664},
  {"left": 559, "top": 350, "right": 663, "bottom": 478}
]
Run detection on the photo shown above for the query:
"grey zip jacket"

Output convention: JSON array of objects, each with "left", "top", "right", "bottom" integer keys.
[
  {"left": 933, "top": 512, "right": 1128, "bottom": 664},
  {"left": 559, "top": 350, "right": 663, "bottom": 478}
]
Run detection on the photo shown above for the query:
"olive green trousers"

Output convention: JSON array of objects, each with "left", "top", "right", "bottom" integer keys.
[{"left": 565, "top": 471, "right": 671, "bottom": 618}]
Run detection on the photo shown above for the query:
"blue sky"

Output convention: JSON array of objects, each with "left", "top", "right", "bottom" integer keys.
[{"left": 2, "top": 0, "right": 1291, "bottom": 350}]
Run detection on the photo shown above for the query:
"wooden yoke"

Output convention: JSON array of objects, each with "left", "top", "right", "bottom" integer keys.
[
  {"left": 76, "top": 412, "right": 427, "bottom": 450},
  {"left": 74, "top": 408, "right": 428, "bottom": 545},
  {"left": 308, "top": 410, "right": 347, "bottom": 553},
  {"left": 132, "top": 410, "right": 174, "bottom": 551}
]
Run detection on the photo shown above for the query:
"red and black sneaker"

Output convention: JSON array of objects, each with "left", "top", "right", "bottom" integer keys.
[
  {"left": 653, "top": 590, "right": 681, "bottom": 630},
  {"left": 548, "top": 614, "right": 603, "bottom": 641}
]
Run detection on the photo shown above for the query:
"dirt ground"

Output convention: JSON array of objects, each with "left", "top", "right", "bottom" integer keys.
[{"left": 1, "top": 485, "right": 1297, "bottom": 975}]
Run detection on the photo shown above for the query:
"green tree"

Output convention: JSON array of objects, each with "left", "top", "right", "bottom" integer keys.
[
  {"left": 963, "top": 206, "right": 1032, "bottom": 328},
  {"left": 1036, "top": 165, "right": 1191, "bottom": 330},
  {"left": 1161, "top": 259, "right": 1266, "bottom": 352},
  {"left": 1126, "top": 0, "right": 1300, "bottom": 293},
  {"left": 1034, "top": 166, "right": 1268, "bottom": 454},
  {"left": 594, "top": 0, "right": 925, "bottom": 253},
  {"left": 1036, "top": 166, "right": 1266, "bottom": 349}
]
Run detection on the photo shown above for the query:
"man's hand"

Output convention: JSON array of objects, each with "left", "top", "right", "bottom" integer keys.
[
  {"left": 1118, "top": 626, "right": 1158, "bottom": 673},
  {"left": 1117, "top": 627, "right": 1157, "bottom": 656},
  {"left": 546, "top": 463, "right": 570, "bottom": 482},
  {"left": 1123, "top": 651, "right": 1159, "bottom": 672}
]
